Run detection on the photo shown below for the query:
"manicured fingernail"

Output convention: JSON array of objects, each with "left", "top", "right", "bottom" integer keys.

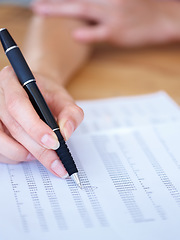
[
  {"left": 61, "top": 120, "right": 75, "bottom": 141},
  {"left": 26, "top": 153, "right": 36, "bottom": 161},
  {"left": 41, "top": 134, "right": 60, "bottom": 150},
  {"left": 51, "top": 160, "right": 69, "bottom": 178}
]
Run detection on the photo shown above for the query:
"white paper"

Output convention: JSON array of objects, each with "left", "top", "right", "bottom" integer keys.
[
  {"left": 1, "top": 92, "right": 180, "bottom": 240},
  {"left": 76, "top": 91, "right": 180, "bottom": 134}
]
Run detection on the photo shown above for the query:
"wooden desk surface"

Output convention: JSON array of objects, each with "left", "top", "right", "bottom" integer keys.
[{"left": 1, "top": 5, "right": 180, "bottom": 104}]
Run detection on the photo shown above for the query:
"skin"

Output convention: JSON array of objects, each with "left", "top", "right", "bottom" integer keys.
[
  {"left": 1, "top": 0, "right": 180, "bottom": 177},
  {"left": 32, "top": 0, "right": 180, "bottom": 47},
  {"left": 0, "top": 16, "right": 90, "bottom": 178}
]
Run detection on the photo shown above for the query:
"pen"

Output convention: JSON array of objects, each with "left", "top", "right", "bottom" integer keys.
[{"left": 0, "top": 28, "right": 82, "bottom": 188}]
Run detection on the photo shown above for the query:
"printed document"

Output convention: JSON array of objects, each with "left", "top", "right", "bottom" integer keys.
[{"left": 1, "top": 92, "right": 180, "bottom": 240}]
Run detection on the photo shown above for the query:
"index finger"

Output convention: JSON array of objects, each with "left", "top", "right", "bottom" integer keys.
[
  {"left": 0, "top": 66, "right": 60, "bottom": 150},
  {"left": 33, "top": 1, "right": 104, "bottom": 21}
]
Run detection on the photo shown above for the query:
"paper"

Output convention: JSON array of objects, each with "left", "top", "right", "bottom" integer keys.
[
  {"left": 1, "top": 92, "right": 180, "bottom": 240},
  {"left": 76, "top": 91, "right": 180, "bottom": 134}
]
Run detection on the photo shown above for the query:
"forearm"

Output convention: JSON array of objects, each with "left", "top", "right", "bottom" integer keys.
[{"left": 23, "top": 15, "right": 91, "bottom": 86}]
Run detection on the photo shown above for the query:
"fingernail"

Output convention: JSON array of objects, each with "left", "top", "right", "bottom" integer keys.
[
  {"left": 51, "top": 160, "right": 69, "bottom": 178},
  {"left": 61, "top": 120, "right": 75, "bottom": 141},
  {"left": 26, "top": 153, "right": 36, "bottom": 161},
  {"left": 41, "top": 134, "right": 60, "bottom": 150}
]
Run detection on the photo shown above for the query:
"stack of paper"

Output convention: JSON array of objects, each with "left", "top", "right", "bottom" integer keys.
[{"left": 1, "top": 92, "right": 180, "bottom": 240}]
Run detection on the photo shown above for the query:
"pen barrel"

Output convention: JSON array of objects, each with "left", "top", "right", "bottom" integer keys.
[
  {"left": 25, "top": 82, "right": 78, "bottom": 176},
  {"left": 6, "top": 47, "right": 35, "bottom": 86},
  {"left": 0, "top": 28, "right": 34, "bottom": 86},
  {"left": 55, "top": 130, "right": 78, "bottom": 176},
  {"left": 25, "top": 82, "right": 60, "bottom": 130},
  {"left": 0, "top": 28, "right": 78, "bottom": 176},
  {"left": 0, "top": 28, "right": 17, "bottom": 50}
]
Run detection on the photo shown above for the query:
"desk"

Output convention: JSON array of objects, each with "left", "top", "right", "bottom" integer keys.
[{"left": 1, "top": 5, "right": 180, "bottom": 103}]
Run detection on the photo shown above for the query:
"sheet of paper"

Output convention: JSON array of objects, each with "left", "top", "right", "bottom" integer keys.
[
  {"left": 76, "top": 91, "right": 180, "bottom": 134},
  {"left": 1, "top": 92, "right": 180, "bottom": 240}
]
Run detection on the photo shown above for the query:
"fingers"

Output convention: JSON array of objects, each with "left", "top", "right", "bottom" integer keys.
[
  {"left": 0, "top": 119, "right": 68, "bottom": 177},
  {"left": 58, "top": 103, "right": 84, "bottom": 141},
  {"left": 73, "top": 25, "right": 109, "bottom": 43},
  {"left": 42, "top": 83, "right": 84, "bottom": 141},
  {"left": 0, "top": 82, "right": 33, "bottom": 164},
  {"left": 32, "top": 0, "right": 110, "bottom": 43},
  {"left": 0, "top": 66, "right": 78, "bottom": 177},
  {"left": 0, "top": 155, "right": 18, "bottom": 164},
  {"left": 0, "top": 66, "right": 60, "bottom": 151},
  {"left": 32, "top": 1, "right": 104, "bottom": 21},
  {"left": 11, "top": 124, "right": 68, "bottom": 178},
  {"left": 0, "top": 129, "right": 35, "bottom": 163},
  {"left": 0, "top": 72, "right": 68, "bottom": 177},
  {"left": 0, "top": 114, "right": 68, "bottom": 178}
]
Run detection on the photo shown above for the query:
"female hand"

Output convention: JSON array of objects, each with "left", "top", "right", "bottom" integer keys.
[
  {"left": 32, "top": 0, "right": 180, "bottom": 47},
  {"left": 0, "top": 66, "right": 83, "bottom": 178}
]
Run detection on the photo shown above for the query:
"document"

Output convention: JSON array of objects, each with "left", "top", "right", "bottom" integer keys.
[
  {"left": 1, "top": 92, "right": 180, "bottom": 240},
  {"left": 76, "top": 91, "right": 180, "bottom": 134}
]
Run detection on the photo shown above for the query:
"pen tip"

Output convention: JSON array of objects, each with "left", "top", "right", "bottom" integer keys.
[{"left": 71, "top": 173, "right": 82, "bottom": 189}]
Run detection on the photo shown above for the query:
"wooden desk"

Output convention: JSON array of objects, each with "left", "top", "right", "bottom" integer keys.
[{"left": 1, "top": 5, "right": 180, "bottom": 104}]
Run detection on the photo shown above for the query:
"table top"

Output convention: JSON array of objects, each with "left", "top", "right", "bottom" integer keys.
[{"left": 1, "top": 5, "right": 180, "bottom": 104}]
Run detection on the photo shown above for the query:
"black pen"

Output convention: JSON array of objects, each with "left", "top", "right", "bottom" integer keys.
[{"left": 0, "top": 28, "right": 82, "bottom": 188}]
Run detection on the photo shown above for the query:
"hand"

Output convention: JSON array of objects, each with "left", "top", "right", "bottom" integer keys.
[
  {"left": 0, "top": 66, "right": 83, "bottom": 178},
  {"left": 32, "top": 0, "right": 180, "bottom": 47}
]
